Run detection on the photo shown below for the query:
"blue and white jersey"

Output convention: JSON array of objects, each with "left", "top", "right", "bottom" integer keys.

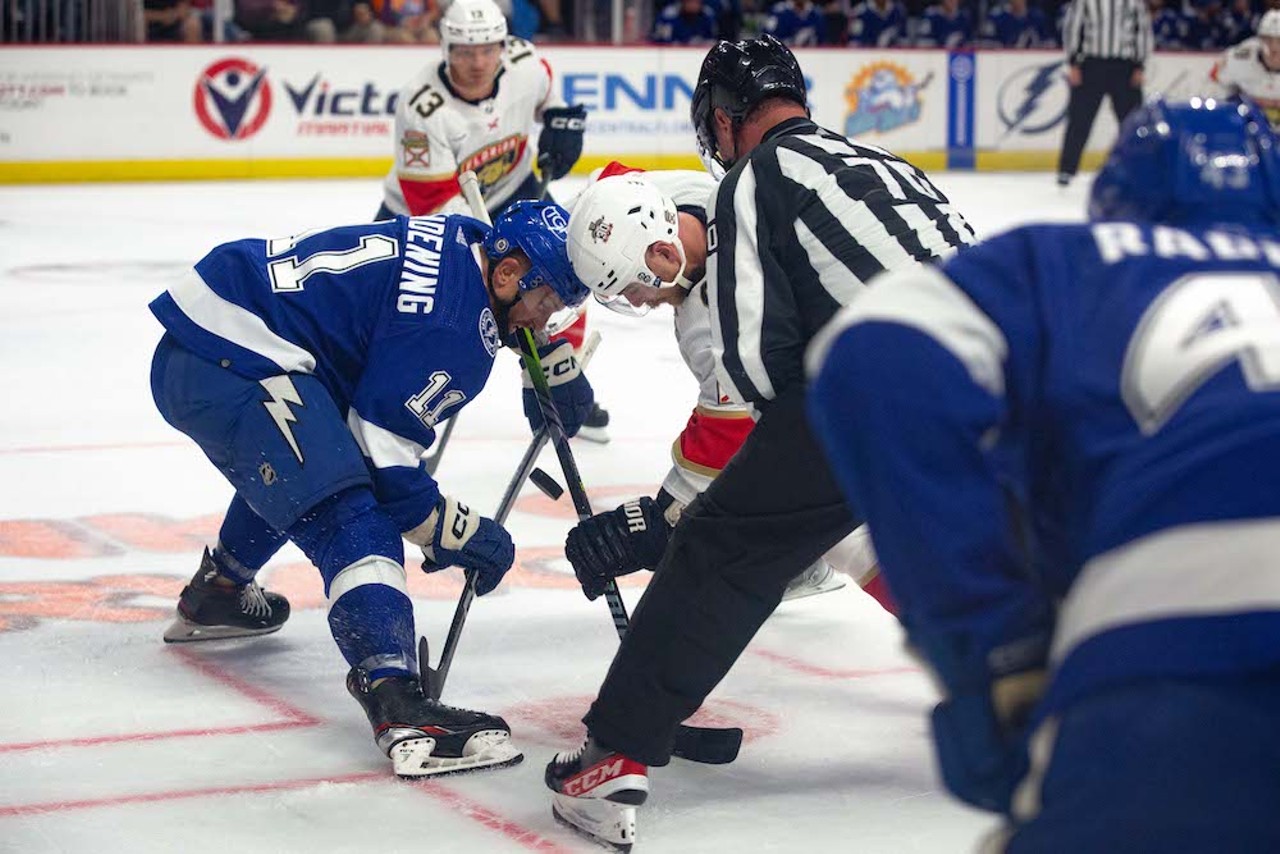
[
  {"left": 848, "top": 0, "right": 908, "bottom": 46},
  {"left": 1151, "top": 6, "right": 1186, "bottom": 49},
  {"left": 150, "top": 214, "right": 503, "bottom": 531},
  {"left": 650, "top": 2, "right": 719, "bottom": 44},
  {"left": 980, "top": 4, "right": 1049, "bottom": 48},
  {"left": 807, "top": 221, "right": 1280, "bottom": 716},
  {"left": 764, "top": 0, "right": 825, "bottom": 46},
  {"left": 914, "top": 3, "right": 972, "bottom": 48}
]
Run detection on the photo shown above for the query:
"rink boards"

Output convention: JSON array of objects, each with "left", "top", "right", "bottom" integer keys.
[{"left": 0, "top": 45, "right": 1220, "bottom": 183}]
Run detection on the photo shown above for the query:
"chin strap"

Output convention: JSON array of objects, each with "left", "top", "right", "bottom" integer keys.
[{"left": 662, "top": 238, "right": 703, "bottom": 292}]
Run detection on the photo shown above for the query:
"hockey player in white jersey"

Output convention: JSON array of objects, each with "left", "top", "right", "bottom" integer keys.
[
  {"left": 1212, "top": 9, "right": 1280, "bottom": 126},
  {"left": 559, "top": 164, "right": 896, "bottom": 610},
  {"left": 149, "top": 201, "right": 592, "bottom": 778},
  {"left": 376, "top": 0, "right": 587, "bottom": 221},
  {"left": 378, "top": 0, "right": 610, "bottom": 443}
]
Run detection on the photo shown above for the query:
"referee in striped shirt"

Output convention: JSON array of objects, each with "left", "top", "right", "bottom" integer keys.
[
  {"left": 1058, "top": 0, "right": 1154, "bottom": 186},
  {"left": 575, "top": 35, "right": 975, "bottom": 779}
]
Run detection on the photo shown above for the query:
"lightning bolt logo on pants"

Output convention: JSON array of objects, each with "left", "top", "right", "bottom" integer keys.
[{"left": 260, "top": 376, "right": 306, "bottom": 464}]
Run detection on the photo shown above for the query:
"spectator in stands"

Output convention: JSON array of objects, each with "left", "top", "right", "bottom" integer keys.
[
  {"left": 305, "top": 0, "right": 354, "bottom": 39},
  {"left": 145, "top": 0, "right": 201, "bottom": 40},
  {"left": 849, "top": 0, "right": 908, "bottom": 44},
  {"left": 1149, "top": 0, "right": 1187, "bottom": 48},
  {"left": 981, "top": 0, "right": 1050, "bottom": 46},
  {"left": 651, "top": 0, "right": 719, "bottom": 42},
  {"left": 819, "top": 0, "right": 849, "bottom": 43},
  {"left": 338, "top": 1, "right": 387, "bottom": 39},
  {"left": 236, "top": 0, "right": 311, "bottom": 39},
  {"left": 372, "top": 0, "right": 438, "bottom": 41},
  {"left": 1183, "top": 0, "right": 1231, "bottom": 49},
  {"left": 763, "top": 0, "right": 825, "bottom": 44},
  {"left": 1225, "top": 0, "right": 1255, "bottom": 44},
  {"left": 915, "top": 0, "right": 971, "bottom": 46}
]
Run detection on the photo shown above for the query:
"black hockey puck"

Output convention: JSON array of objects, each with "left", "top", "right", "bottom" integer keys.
[{"left": 530, "top": 467, "right": 564, "bottom": 500}]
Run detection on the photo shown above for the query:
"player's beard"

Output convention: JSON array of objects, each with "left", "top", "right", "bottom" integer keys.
[{"left": 487, "top": 274, "right": 518, "bottom": 337}]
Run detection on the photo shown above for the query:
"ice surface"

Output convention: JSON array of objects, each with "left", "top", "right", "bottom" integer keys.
[{"left": 0, "top": 172, "right": 1089, "bottom": 853}]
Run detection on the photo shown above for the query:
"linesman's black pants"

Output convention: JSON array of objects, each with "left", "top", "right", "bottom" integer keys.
[
  {"left": 583, "top": 386, "right": 858, "bottom": 766},
  {"left": 1057, "top": 57, "right": 1143, "bottom": 179}
]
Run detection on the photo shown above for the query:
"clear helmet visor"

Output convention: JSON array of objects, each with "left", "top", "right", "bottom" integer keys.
[{"left": 594, "top": 282, "right": 658, "bottom": 317}]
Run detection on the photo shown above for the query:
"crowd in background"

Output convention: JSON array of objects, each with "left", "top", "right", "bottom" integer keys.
[
  {"left": 654, "top": 0, "right": 1278, "bottom": 49},
  {"left": 127, "top": 0, "right": 1280, "bottom": 46}
]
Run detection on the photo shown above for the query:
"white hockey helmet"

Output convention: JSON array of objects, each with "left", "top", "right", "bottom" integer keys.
[
  {"left": 567, "top": 174, "right": 685, "bottom": 315},
  {"left": 441, "top": 0, "right": 508, "bottom": 57},
  {"left": 1260, "top": 9, "right": 1280, "bottom": 38}
]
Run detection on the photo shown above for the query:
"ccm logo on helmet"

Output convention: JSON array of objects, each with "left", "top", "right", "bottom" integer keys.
[{"left": 541, "top": 207, "right": 569, "bottom": 234}]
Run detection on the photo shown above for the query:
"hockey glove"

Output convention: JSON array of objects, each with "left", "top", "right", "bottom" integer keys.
[
  {"left": 522, "top": 339, "right": 595, "bottom": 438},
  {"left": 920, "top": 630, "right": 1050, "bottom": 814},
  {"left": 537, "top": 104, "right": 587, "bottom": 181},
  {"left": 564, "top": 497, "right": 670, "bottom": 601},
  {"left": 420, "top": 495, "right": 515, "bottom": 596}
]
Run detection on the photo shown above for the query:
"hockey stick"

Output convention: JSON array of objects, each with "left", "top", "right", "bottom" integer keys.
[
  {"left": 514, "top": 329, "right": 742, "bottom": 764},
  {"left": 423, "top": 413, "right": 458, "bottom": 476},
  {"left": 458, "top": 169, "right": 740, "bottom": 764},
  {"left": 422, "top": 331, "right": 601, "bottom": 700},
  {"left": 422, "top": 428, "right": 550, "bottom": 699},
  {"left": 535, "top": 153, "right": 553, "bottom": 202}
]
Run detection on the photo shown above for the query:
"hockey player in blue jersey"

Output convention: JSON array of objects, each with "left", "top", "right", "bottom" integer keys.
[
  {"left": 149, "top": 200, "right": 592, "bottom": 777},
  {"left": 807, "top": 97, "right": 1280, "bottom": 850}
]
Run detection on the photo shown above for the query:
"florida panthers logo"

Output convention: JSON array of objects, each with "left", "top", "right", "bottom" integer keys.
[
  {"left": 588, "top": 216, "right": 613, "bottom": 244},
  {"left": 194, "top": 58, "right": 272, "bottom": 141}
]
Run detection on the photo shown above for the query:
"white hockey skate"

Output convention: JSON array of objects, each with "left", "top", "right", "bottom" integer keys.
[
  {"left": 781, "top": 559, "right": 846, "bottom": 602},
  {"left": 546, "top": 737, "right": 648, "bottom": 852},
  {"left": 347, "top": 667, "right": 523, "bottom": 778}
]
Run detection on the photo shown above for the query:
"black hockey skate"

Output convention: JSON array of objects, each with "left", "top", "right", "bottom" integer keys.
[
  {"left": 576, "top": 402, "right": 611, "bottom": 444},
  {"left": 546, "top": 736, "right": 648, "bottom": 852},
  {"left": 346, "top": 666, "right": 523, "bottom": 778},
  {"left": 163, "top": 549, "right": 290, "bottom": 643}
]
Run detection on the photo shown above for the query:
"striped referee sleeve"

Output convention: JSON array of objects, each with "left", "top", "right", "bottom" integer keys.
[
  {"left": 1063, "top": 0, "right": 1153, "bottom": 64},
  {"left": 707, "top": 157, "right": 778, "bottom": 405}
]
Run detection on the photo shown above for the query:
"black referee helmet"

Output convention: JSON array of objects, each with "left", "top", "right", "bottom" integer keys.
[{"left": 691, "top": 34, "right": 808, "bottom": 171}]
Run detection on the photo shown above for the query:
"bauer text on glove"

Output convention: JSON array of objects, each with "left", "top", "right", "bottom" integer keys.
[{"left": 564, "top": 496, "right": 670, "bottom": 600}]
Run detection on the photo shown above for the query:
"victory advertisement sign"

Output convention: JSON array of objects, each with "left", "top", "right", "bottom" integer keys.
[
  {"left": 194, "top": 58, "right": 273, "bottom": 141},
  {"left": 194, "top": 57, "right": 396, "bottom": 142}
]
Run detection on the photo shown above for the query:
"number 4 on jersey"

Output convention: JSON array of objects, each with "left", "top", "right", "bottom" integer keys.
[{"left": 1122, "top": 272, "right": 1280, "bottom": 434}]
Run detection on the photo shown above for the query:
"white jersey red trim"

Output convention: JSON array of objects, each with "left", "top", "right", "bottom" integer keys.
[
  {"left": 1213, "top": 38, "right": 1280, "bottom": 124},
  {"left": 382, "top": 37, "right": 562, "bottom": 217}
]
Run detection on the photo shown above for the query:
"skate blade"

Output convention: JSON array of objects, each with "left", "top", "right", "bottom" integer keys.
[
  {"left": 162, "top": 615, "right": 283, "bottom": 644},
  {"left": 392, "top": 732, "right": 524, "bottom": 778},
  {"left": 574, "top": 426, "right": 611, "bottom": 444},
  {"left": 781, "top": 576, "right": 847, "bottom": 603},
  {"left": 552, "top": 795, "right": 636, "bottom": 852}
]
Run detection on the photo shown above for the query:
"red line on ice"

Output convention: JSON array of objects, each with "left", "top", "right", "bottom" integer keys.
[
  {"left": 0, "top": 647, "right": 316, "bottom": 754},
  {"left": 409, "top": 780, "right": 577, "bottom": 853},
  {"left": 750, "top": 648, "right": 920, "bottom": 680},
  {"left": 0, "top": 771, "right": 386, "bottom": 817}
]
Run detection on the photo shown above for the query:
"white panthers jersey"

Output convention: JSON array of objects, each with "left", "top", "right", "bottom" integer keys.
[
  {"left": 1213, "top": 37, "right": 1280, "bottom": 124},
  {"left": 381, "top": 37, "right": 561, "bottom": 217}
]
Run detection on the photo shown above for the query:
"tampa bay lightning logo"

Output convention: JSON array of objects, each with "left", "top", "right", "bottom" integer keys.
[
  {"left": 997, "top": 60, "right": 1069, "bottom": 139},
  {"left": 194, "top": 58, "right": 272, "bottom": 141},
  {"left": 540, "top": 206, "right": 569, "bottom": 237},
  {"left": 478, "top": 307, "right": 501, "bottom": 357}
]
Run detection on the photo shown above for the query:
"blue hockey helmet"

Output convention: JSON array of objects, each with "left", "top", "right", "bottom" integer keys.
[
  {"left": 483, "top": 200, "right": 590, "bottom": 308},
  {"left": 1088, "top": 96, "right": 1280, "bottom": 226}
]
